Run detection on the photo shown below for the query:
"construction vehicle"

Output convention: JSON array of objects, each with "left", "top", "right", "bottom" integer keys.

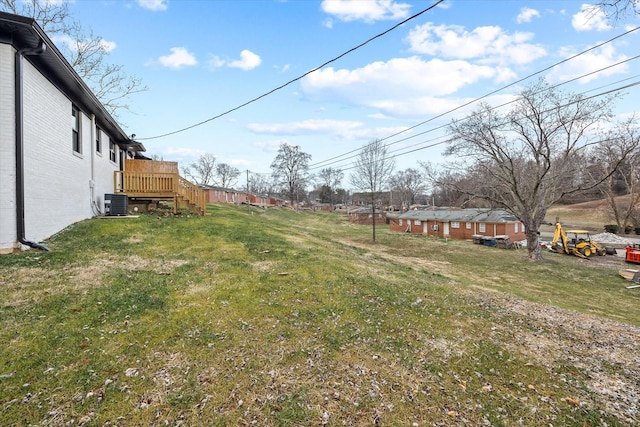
[
  {"left": 625, "top": 244, "right": 640, "bottom": 264},
  {"left": 550, "top": 223, "right": 606, "bottom": 258}
]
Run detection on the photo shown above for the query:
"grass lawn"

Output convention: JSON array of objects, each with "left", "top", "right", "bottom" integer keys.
[{"left": 1, "top": 204, "right": 638, "bottom": 426}]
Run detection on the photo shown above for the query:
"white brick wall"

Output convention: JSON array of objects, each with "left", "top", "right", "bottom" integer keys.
[
  {"left": 0, "top": 44, "right": 16, "bottom": 251},
  {"left": 0, "top": 44, "right": 123, "bottom": 251}
]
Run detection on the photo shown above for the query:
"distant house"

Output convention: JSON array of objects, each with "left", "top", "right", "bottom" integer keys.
[
  {"left": 0, "top": 12, "right": 145, "bottom": 252},
  {"left": 348, "top": 206, "right": 386, "bottom": 225},
  {"left": 201, "top": 186, "right": 245, "bottom": 204},
  {"left": 389, "top": 208, "right": 525, "bottom": 242}
]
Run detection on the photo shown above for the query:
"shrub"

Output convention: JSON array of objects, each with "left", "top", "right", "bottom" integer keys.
[{"left": 604, "top": 224, "right": 619, "bottom": 234}]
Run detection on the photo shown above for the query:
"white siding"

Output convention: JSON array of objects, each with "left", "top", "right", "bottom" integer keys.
[
  {"left": 22, "top": 60, "right": 91, "bottom": 245},
  {"left": 0, "top": 48, "right": 122, "bottom": 251},
  {"left": 0, "top": 44, "right": 16, "bottom": 251},
  {"left": 93, "top": 129, "right": 120, "bottom": 213}
]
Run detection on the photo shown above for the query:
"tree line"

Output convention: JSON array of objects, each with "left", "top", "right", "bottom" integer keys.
[{"left": 187, "top": 79, "right": 640, "bottom": 261}]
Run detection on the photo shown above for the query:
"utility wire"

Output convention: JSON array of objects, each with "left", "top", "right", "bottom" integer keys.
[
  {"left": 309, "top": 25, "right": 640, "bottom": 169},
  {"left": 137, "top": 0, "right": 446, "bottom": 141},
  {"left": 331, "top": 79, "right": 640, "bottom": 174},
  {"left": 309, "top": 64, "right": 640, "bottom": 172}
]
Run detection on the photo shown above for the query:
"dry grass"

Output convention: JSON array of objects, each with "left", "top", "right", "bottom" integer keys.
[{"left": 0, "top": 204, "right": 638, "bottom": 426}]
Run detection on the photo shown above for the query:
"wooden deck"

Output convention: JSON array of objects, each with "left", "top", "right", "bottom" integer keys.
[{"left": 114, "top": 160, "right": 207, "bottom": 215}]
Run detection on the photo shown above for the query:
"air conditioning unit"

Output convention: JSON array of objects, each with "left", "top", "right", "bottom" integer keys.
[{"left": 104, "top": 194, "right": 128, "bottom": 216}]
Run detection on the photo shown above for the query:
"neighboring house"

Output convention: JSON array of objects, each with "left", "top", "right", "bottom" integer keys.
[
  {"left": 348, "top": 206, "right": 386, "bottom": 225},
  {"left": 201, "top": 185, "right": 245, "bottom": 204},
  {"left": 389, "top": 208, "right": 526, "bottom": 242},
  {"left": 0, "top": 12, "right": 144, "bottom": 253}
]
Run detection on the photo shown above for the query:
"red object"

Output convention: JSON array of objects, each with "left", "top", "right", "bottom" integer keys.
[{"left": 625, "top": 246, "right": 640, "bottom": 264}]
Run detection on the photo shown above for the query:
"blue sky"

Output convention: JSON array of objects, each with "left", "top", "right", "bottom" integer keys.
[{"left": 67, "top": 0, "right": 640, "bottom": 185}]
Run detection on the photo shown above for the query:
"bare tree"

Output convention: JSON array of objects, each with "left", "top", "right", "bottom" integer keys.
[
  {"left": 318, "top": 167, "right": 344, "bottom": 208},
  {"left": 1, "top": 0, "right": 147, "bottom": 118},
  {"left": 350, "top": 139, "right": 396, "bottom": 242},
  {"left": 444, "top": 78, "right": 628, "bottom": 261},
  {"left": 249, "top": 173, "right": 277, "bottom": 197},
  {"left": 270, "top": 143, "right": 311, "bottom": 206},
  {"left": 389, "top": 168, "right": 425, "bottom": 211},
  {"left": 595, "top": 0, "right": 640, "bottom": 22},
  {"left": 592, "top": 116, "right": 640, "bottom": 231},
  {"left": 182, "top": 153, "right": 216, "bottom": 186},
  {"left": 214, "top": 163, "right": 241, "bottom": 189}
]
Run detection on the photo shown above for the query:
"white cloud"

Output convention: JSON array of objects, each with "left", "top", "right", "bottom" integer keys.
[
  {"left": 137, "top": 0, "right": 168, "bottom": 11},
  {"left": 572, "top": 4, "right": 612, "bottom": 31},
  {"left": 208, "top": 55, "right": 226, "bottom": 69},
  {"left": 299, "top": 56, "right": 522, "bottom": 119},
  {"left": 406, "top": 23, "right": 546, "bottom": 66},
  {"left": 254, "top": 140, "right": 286, "bottom": 152},
  {"left": 321, "top": 0, "right": 411, "bottom": 23},
  {"left": 302, "top": 56, "right": 496, "bottom": 99},
  {"left": 517, "top": 7, "right": 540, "bottom": 23},
  {"left": 228, "top": 50, "right": 262, "bottom": 71},
  {"left": 247, "top": 119, "right": 363, "bottom": 135},
  {"left": 549, "top": 44, "right": 628, "bottom": 83},
  {"left": 158, "top": 47, "right": 197, "bottom": 69},
  {"left": 248, "top": 120, "right": 408, "bottom": 141},
  {"left": 53, "top": 34, "right": 117, "bottom": 54},
  {"left": 164, "top": 146, "right": 205, "bottom": 159},
  {"left": 209, "top": 50, "right": 262, "bottom": 71}
]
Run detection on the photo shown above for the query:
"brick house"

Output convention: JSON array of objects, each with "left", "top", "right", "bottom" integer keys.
[
  {"left": 0, "top": 12, "right": 143, "bottom": 252},
  {"left": 348, "top": 206, "right": 386, "bottom": 225},
  {"left": 389, "top": 208, "right": 526, "bottom": 242}
]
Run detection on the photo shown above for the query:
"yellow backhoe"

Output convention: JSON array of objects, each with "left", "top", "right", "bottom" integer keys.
[{"left": 550, "top": 223, "right": 606, "bottom": 258}]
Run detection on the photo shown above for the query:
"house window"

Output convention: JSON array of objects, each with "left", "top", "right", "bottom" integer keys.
[
  {"left": 451, "top": 221, "right": 460, "bottom": 228},
  {"left": 72, "top": 106, "right": 81, "bottom": 153},
  {"left": 399, "top": 219, "right": 403, "bottom": 226},
  {"left": 96, "top": 127, "right": 102, "bottom": 153},
  {"left": 414, "top": 220, "right": 421, "bottom": 225},
  {"left": 479, "top": 223, "right": 486, "bottom": 232},
  {"left": 515, "top": 223, "right": 519, "bottom": 233},
  {"left": 109, "top": 141, "right": 117, "bottom": 162},
  {"left": 466, "top": 222, "right": 471, "bottom": 229}
]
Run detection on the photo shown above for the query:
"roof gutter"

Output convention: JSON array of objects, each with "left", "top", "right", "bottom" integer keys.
[{"left": 15, "top": 39, "right": 49, "bottom": 251}]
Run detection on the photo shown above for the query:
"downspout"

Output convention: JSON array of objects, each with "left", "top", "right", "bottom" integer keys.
[
  {"left": 15, "top": 40, "right": 49, "bottom": 251},
  {"left": 89, "top": 114, "right": 100, "bottom": 215}
]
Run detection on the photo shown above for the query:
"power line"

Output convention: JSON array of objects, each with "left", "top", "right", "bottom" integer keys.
[
  {"left": 333, "top": 79, "right": 640, "bottom": 174},
  {"left": 137, "top": 0, "right": 446, "bottom": 141},
  {"left": 309, "top": 66, "right": 640, "bottom": 172},
  {"left": 308, "top": 25, "right": 640, "bottom": 169}
]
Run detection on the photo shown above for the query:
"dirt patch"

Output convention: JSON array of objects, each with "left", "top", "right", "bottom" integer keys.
[
  {"left": 473, "top": 289, "right": 640, "bottom": 424},
  {"left": 1, "top": 255, "right": 189, "bottom": 309},
  {"left": 336, "top": 238, "right": 639, "bottom": 424}
]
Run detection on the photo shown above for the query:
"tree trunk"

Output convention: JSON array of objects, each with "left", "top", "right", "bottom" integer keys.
[
  {"left": 525, "top": 228, "right": 543, "bottom": 261},
  {"left": 372, "top": 204, "right": 377, "bottom": 242}
]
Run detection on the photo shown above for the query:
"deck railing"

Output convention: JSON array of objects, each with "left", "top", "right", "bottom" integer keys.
[{"left": 114, "top": 170, "right": 207, "bottom": 215}]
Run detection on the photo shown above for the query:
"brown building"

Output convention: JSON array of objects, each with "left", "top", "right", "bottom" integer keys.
[
  {"left": 348, "top": 207, "right": 386, "bottom": 225},
  {"left": 389, "top": 208, "right": 525, "bottom": 242}
]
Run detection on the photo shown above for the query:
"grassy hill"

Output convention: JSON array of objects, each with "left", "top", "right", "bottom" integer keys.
[{"left": 1, "top": 204, "right": 638, "bottom": 426}]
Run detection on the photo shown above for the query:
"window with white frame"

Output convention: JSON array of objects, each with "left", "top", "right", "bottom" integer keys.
[
  {"left": 414, "top": 219, "right": 421, "bottom": 225},
  {"left": 109, "top": 141, "right": 116, "bottom": 162},
  {"left": 399, "top": 219, "right": 403, "bottom": 226},
  {"left": 479, "top": 223, "right": 486, "bottom": 232},
  {"left": 72, "top": 106, "right": 81, "bottom": 153},
  {"left": 466, "top": 222, "right": 471, "bottom": 229},
  {"left": 96, "top": 127, "right": 102, "bottom": 154},
  {"left": 451, "top": 221, "right": 460, "bottom": 228},
  {"left": 515, "top": 222, "right": 519, "bottom": 233}
]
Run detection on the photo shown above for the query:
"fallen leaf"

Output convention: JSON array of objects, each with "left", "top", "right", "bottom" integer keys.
[{"left": 565, "top": 397, "right": 581, "bottom": 407}]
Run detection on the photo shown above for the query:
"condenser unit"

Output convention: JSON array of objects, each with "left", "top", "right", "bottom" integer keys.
[{"left": 104, "top": 194, "right": 128, "bottom": 216}]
